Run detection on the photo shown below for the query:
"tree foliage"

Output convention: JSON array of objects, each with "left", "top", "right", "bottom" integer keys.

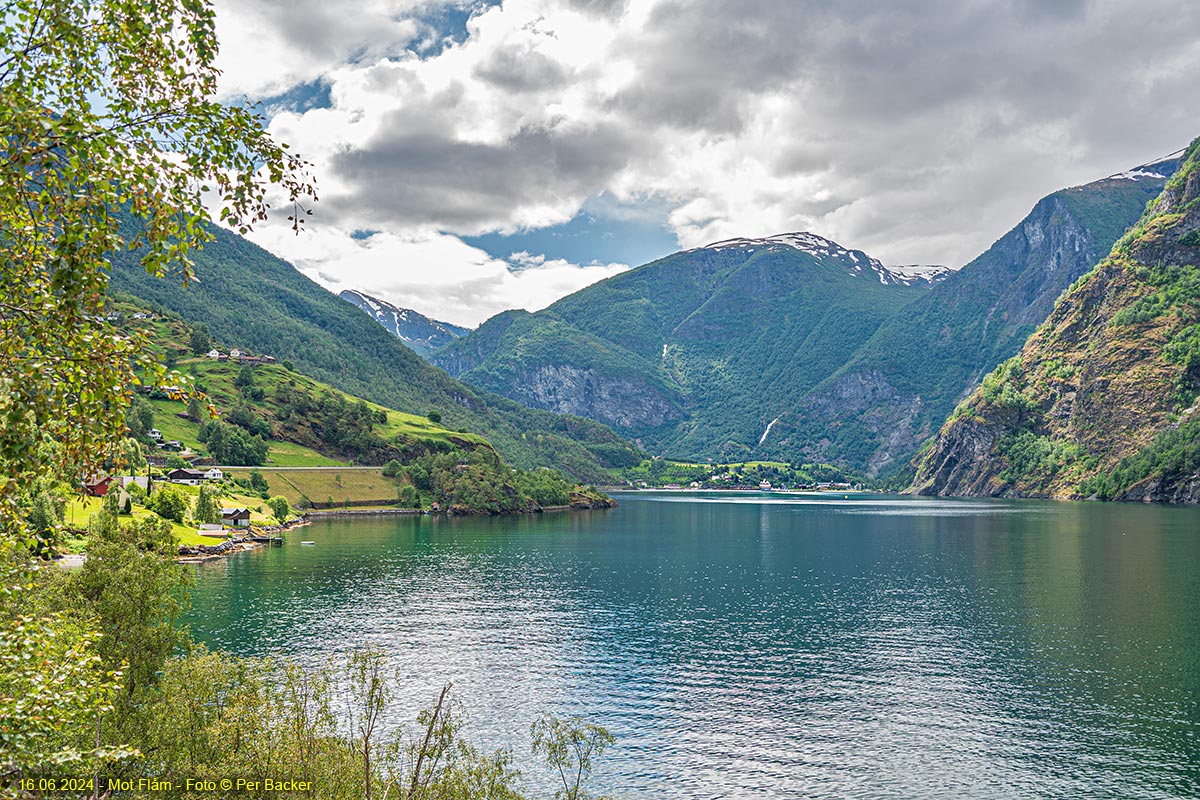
[
  {"left": 198, "top": 418, "right": 268, "bottom": 465},
  {"left": 145, "top": 486, "right": 188, "bottom": 523},
  {"left": 193, "top": 483, "right": 220, "bottom": 525},
  {"left": 267, "top": 495, "right": 289, "bottom": 524},
  {"left": 0, "top": 0, "right": 314, "bottom": 537},
  {"left": 0, "top": 606, "right": 134, "bottom": 784},
  {"left": 531, "top": 714, "right": 615, "bottom": 800}
]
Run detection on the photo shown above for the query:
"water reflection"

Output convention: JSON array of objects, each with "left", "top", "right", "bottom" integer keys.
[{"left": 186, "top": 493, "right": 1200, "bottom": 799}]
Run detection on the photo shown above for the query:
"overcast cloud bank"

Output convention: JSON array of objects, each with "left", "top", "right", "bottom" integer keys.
[{"left": 214, "top": 0, "right": 1200, "bottom": 326}]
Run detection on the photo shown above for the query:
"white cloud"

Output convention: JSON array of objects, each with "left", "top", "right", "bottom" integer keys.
[
  {"left": 212, "top": 0, "right": 434, "bottom": 99},
  {"left": 215, "top": 0, "right": 1200, "bottom": 323},
  {"left": 244, "top": 221, "right": 627, "bottom": 327}
]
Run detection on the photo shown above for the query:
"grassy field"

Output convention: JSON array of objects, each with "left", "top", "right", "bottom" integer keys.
[
  {"left": 63, "top": 496, "right": 220, "bottom": 547},
  {"left": 259, "top": 439, "right": 343, "bottom": 467},
  {"left": 63, "top": 480, "right": 295, "bottom": 549},
  {"left": 146, "top": 397, "right": 344, "bottom": 467},
  {"left": 225, "top": 467, "right": 398, "bottom": 508},
  {"left": 184, "top": 359, "right": 488, "bottom": 449},
  {"left": 140, "top": 358, "right": 487, "bottom": 468}
]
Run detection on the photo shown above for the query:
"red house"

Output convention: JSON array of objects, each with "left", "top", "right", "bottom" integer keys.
[{"left": 83, "top": 475, "right": 112, "bottom": 497}]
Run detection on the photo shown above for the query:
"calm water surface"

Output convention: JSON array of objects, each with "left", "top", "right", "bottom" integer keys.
[{"left": 185, "top": 492, "right": 1200, "bottom": 799}]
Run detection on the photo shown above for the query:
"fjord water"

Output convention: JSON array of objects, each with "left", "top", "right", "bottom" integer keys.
[{"left": 185, "top": 493, "right": 1200, "bottom": 799}]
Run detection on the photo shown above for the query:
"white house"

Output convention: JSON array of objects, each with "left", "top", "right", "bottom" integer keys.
[
  {"left": 148, "top": 428, "right": 162, "bottom": 441},
  {"left": 207, "top": 349, "right": 221, "bottom": 359},
  {"left": 203, "top": 467, "right": 224, "bottom": 481},
  {"left": 229, "top": 348, "right": 242, "bottom": 359}
]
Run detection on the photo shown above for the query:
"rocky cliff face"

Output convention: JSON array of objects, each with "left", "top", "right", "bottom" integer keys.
[
  {"left": 434, "top": 234, "right": 928, "bottom": 453},
  {"left": 759, "top": 161, "right": 1179, "bottom": 476},
  {"left": 478, "top": 363, "right": 686, "bottom": 430},
  {"left": 912, "top": 138, "right": 1200, "bottom": 500}
]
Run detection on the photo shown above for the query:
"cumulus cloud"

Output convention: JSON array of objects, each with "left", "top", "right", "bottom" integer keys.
[
  {"left": 218, "top": 0, "right": 1200, "bottom": 323},
  {"left": 245, "top": 222, "right": 628, "bottom": 327}
]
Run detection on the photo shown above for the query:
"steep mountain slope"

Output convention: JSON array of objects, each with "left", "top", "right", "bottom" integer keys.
[
  {"left": 761, "top": 156, "right": 1180, "bottom": 476},
  {"left": 912, "top": 137, "right": 1200, "bottom": 501},
  {"left": 432, "top": 233, "right": 938, "bottom": 458},
  {"left": 339, "top": 289, "right": 469, "bottom": 358},
  {"left": 106, "top": 225, "right": 642, "bottom": 482}
]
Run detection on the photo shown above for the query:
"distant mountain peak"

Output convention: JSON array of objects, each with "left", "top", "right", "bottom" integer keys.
[
  {"left": 339, "top": 289, "right": 470, "bottom": 359},
  {"left": 885, "top": 264, "right": 954, "bottom": 282},
  {"left": 695, "top": 232, "right": 948, "bottom": 287}
]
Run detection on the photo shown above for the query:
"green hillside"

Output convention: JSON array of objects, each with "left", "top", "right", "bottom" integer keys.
[
  {"left": 761, "top": 158, "right": 1179, "bottom": 476},
  {"left": 913, "top": 137, "right": 1200, "bottom": 501},
  {"left": 101, "top": 302, "right": 615, "bottom": 519},
  {"left": 114, "top": 298, "right": 489, "bottom": 466},
  {"left": 433, "top": 234, "right": 933, "bottom": 460},
  {"left": 106, "top": 224, "right": 642, "bottom": 482}
]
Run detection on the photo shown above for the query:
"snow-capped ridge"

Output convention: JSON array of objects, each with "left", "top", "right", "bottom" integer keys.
[
  {"left": 1112, "top": 168, "right": 1167, "bottom": 181},
  {"left": 339, "top": 289, "right": 470, "bottom": 358},
  {"left": 694, "top": 232, "right": 948, "bottom": 287}
]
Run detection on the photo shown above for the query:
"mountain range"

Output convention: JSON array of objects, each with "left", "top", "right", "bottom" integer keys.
[
  {"left": 762, "top": 155, "right": 1182, "bottom": 476},
  {"left": 107, "top": 143, "right": 1195, "bottom": 497},
  {"left": 106, "top": 223, "right": 642, "bottom": 483},
  {"left": 431, "top": 232, "right": 940, "bottom": 459},
  {"left": 913, "top": 138, "right": 1200, "bottom": 501},
  {"left": 427, "top": 160, "right": 1176, "bottom": 472}
]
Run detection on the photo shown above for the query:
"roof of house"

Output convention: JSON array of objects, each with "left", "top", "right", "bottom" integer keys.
[{"left": 168, "top": 468, "right": 205, "bottom": 477}]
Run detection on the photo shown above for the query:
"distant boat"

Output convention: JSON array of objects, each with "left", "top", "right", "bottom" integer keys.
[{"left": 300, "top": 541, "right": 315, "bottom": 546}]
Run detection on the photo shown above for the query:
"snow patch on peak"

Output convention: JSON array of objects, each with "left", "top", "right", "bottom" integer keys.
[
  {"left": 1112, "top": 168, "right": 1166, "bottom": 181},
  {"left": 885, "top": 264, "right": 953, "bottom": 285},
  {"left": 338, "top": 289, "right": 470, "bottom": 358},
  {"left": 696, "top": 232, "right": 947, "bottom": 287},
  {"left": 701, "top": 231, "right": 857, "bottom": 259}
]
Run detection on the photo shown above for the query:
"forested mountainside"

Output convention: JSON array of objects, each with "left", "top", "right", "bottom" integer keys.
[
  {"left": 432, "top": 233, "right": 937, "bottom": 459},
  {"left": 431, "top": 157, "right": 1175, "bottom": 469},
  {"left": 913, "top": 138, "right": 1200, "bottom": 501},
  {"left": 762, "top": 156, "right": 1180, "bottom": 476},
  {"left": 339, "top": 289, "right": 469, "bottom": 358},
  {"left": 106, "top": 224, "right": 642, "bottom": 482}
]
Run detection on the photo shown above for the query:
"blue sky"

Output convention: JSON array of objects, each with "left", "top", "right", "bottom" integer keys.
[{"left": 463, "top": 196, "right": 679, "bottom": 269}]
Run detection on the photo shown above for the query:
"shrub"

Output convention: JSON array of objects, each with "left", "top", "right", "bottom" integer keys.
[
  {"left": 267, "top": 496, "right": 290, "bottom": 524},
  {"left": 147, "top": 487, "right": 188, "bottom": 523}
]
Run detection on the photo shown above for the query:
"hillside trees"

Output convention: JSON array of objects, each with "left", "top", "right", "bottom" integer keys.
[
  {"left": 0, "top": 0, "right": 314, "bottom": 538},
  {"left": 386, "top": 449, "right": 590, "bottom": 513},
  {"left": 145, "top": 486, "right": 188, "bottom": 523},
  {"left": 194, "top": 484, "right": 221, "bottom": 525},
  {"left": 198, "top": 419, "right": 268, "bottom": 465}
]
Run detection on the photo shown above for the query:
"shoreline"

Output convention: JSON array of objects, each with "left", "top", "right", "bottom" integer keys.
[
  {"left": 174, "top": 501, "right": 615, "bottom": 563},
  {"left": 175, "top": 515, "right": 312, "bottom": 563}
]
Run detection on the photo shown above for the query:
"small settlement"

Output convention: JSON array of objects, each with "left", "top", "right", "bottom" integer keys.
[
  {"left": 205, "top": 348, "right": 276, "bottom": 366},
  {"left": 82, "top": 465, "right": 257, "bottom": 539}
]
